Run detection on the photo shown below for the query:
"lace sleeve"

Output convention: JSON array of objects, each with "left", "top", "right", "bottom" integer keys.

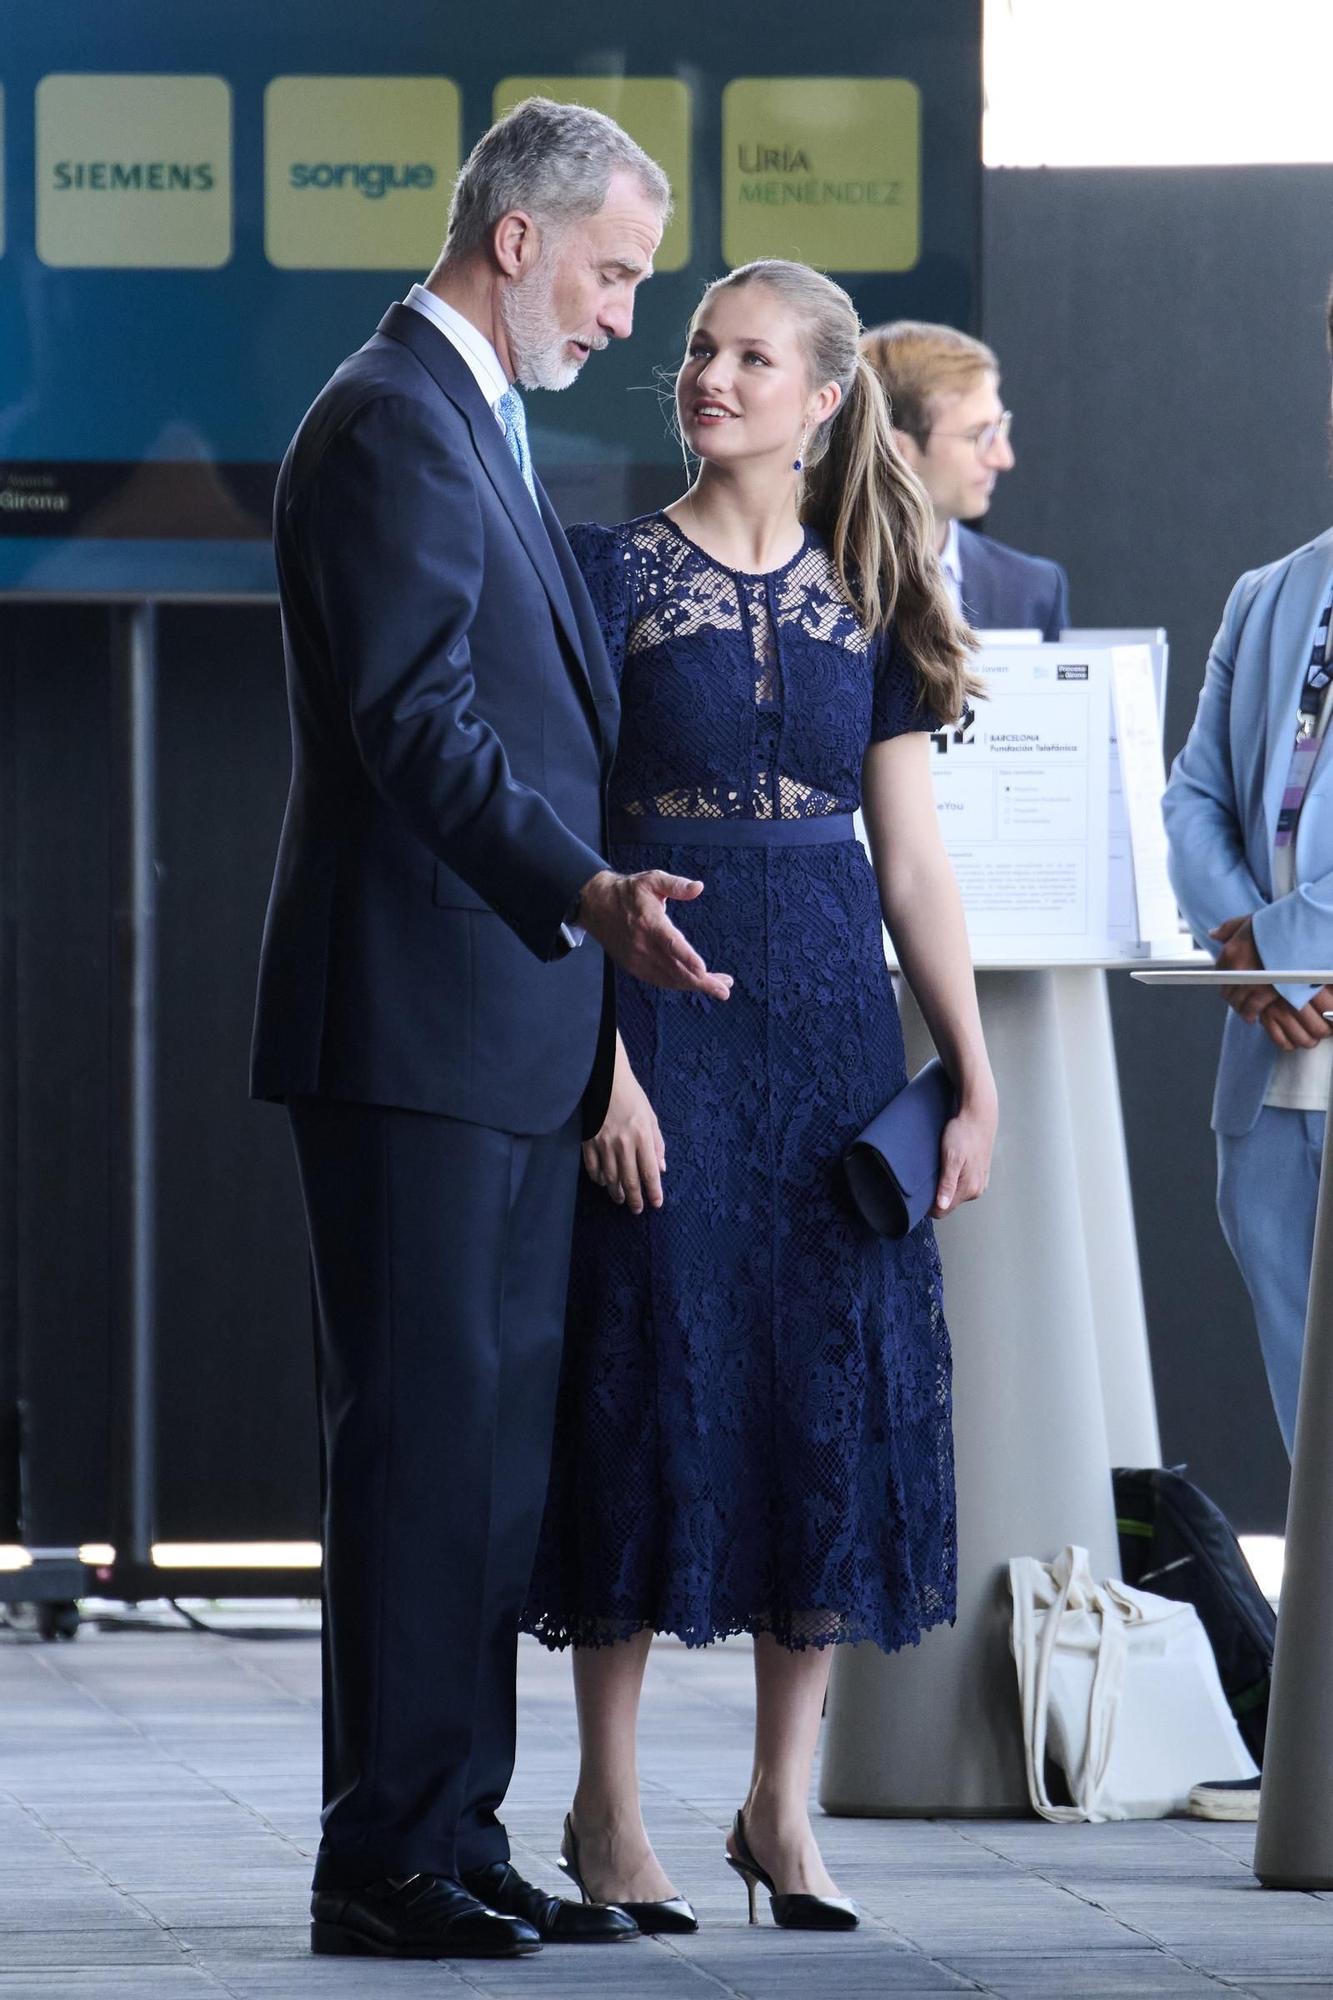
[
  {"left": 871, "top": 625, "right": 940, "bottom": 742},
  {"left": 567, "top": 522, "right": 632, "bottom": 686}
]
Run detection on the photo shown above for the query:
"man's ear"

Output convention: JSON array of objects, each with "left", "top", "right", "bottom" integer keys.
[
  {"left": 892, "top": 424, "right": 924, "bottom": 470},
  {"left": 491, "top": 209, "right": 537, "bottom": 279}
]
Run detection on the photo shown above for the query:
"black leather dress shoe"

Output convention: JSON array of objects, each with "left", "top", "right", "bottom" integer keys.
[
  {"left": 310, "top": 1874, "right": 542, "bottom": 1958},
  {"left": 462, "top": 1860, "right": 639, "bottom": 1943}
]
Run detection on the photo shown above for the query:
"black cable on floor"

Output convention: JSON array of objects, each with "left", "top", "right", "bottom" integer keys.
[{"left": 163, "top": 1597, "right": 320, "bottom": 1641}]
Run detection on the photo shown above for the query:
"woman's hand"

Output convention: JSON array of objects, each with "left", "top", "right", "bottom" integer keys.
[
  {"left": 582, "top": 1041, "right": 666, "bottom": 1214},
  {"left": 931, "top": 1090, "right": 997, "bottom": 1219}
]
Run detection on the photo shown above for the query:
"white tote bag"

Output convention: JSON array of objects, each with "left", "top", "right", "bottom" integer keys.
[{"left": 1008, "top": 1544, "right": 1259, "bottom": 1822}]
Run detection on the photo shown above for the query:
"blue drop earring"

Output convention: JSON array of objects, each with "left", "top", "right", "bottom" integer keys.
[{"left": 793, "top": 430, "right": 808, "bottom": 474}]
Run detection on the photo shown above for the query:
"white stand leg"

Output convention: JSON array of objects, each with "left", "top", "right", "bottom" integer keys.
[
  {"left": 1053, "top": 970, "right": 1161, "bottom": 1467},
  {"left": 820, "top": 969, "right": 1121, "bottom": 1814}
]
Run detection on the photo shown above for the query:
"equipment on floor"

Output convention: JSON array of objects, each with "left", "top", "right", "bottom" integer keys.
[{"left": 1113, "top": 1464, "right": 1275, "bottom": 1765}]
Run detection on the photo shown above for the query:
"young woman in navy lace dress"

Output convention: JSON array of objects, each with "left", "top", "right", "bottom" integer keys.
[{"left": 523, "top": 261, "right": 996, "bottom": 1929}]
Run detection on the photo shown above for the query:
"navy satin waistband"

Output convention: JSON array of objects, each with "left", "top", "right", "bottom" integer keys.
[{"left": 609, "top": 812, "right": 856, "bottom": 849}]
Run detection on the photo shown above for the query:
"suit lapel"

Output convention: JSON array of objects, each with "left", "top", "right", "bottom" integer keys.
[
  {"left": 1261, "top": 542, "right": 1333, "bottom": 853},
  {"left": 538, "top": 485, "right": 620, "bottom": 771},
  {"left": 956, "top": 524, "right": 978, "bottom": 621},
  {"left": 956, "top": 526, "right": 999, "bottom": 627},
  {"left": 376, "top": 304, "right": 605, "bottom": 751}
]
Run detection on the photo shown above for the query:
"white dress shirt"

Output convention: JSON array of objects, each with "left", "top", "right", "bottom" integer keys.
[
  {"left": 939, "top": 518, "right": 963, "bottom": 615},
  {"left": 1265, "top": 679, "right": 1333, "bottom": 1111},
  {"left": 404, "top": 284, "right": 509, "bottom": 425},
  {"left": 401, "top": 286, "right": 589, "bottom": 949}
]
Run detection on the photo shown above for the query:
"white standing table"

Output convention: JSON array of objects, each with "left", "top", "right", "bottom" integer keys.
[{"left": 821, "top": 961, "right": 1164, "bottom": 1816}]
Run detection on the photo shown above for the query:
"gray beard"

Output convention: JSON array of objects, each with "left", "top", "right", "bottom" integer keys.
[{"left": 501, "top": 261, "right": 583, "bottom": 393}]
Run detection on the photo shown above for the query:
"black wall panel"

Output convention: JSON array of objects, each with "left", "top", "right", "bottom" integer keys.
[
  {"left": 152, "top": 607, "right": 313, "bottom": 1541},
  {"left": 1, "top": 607, "right": 114, "bottom": 1545},
  {"left": 983, "top": 163, "right": 1333, "bottom": 1532},
  {"left": 0, "top": 603, "right": 315, "bottom": 1557}
]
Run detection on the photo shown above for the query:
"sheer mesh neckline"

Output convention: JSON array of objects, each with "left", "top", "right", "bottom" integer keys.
[
  {"left": 655, "top": 509, "right": 812, "bottom": 582},
  {"left": 570, "top": 512, "right": 926, "bottom": 829}
]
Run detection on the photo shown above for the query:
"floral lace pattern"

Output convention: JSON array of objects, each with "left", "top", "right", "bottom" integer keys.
[
  {"left": 596, "top": 512, "right": 922, "bottom": 823},
  {"left": 522, "top": 515, "right": 956, "bottom": 1655}
]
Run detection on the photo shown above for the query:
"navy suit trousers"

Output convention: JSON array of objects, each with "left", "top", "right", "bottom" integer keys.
[{"left": 289, "top": 1095, "right": 580, "bottom": 1888}]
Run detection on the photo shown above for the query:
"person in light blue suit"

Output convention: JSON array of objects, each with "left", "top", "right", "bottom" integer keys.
[{"left": 1164, "top": 321, "right": 1333, "bottom": 1451}]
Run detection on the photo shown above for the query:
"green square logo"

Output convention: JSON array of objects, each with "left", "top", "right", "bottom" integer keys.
[
  {"left": 723, "top": 77, "right": 920, "bottom": 273},
  {"left": 266, "top": 76, "right": 459, "bottom": 271},
  {"left": 37, "top": 74, "right": 232, "bottom": 269},
  {"left": 493, "top": 78, "right": 690, "bottom": 272}
]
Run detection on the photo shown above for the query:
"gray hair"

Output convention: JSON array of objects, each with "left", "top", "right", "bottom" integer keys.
[{"left": 444, "top": 96, "right": 670, "bottom": 260}]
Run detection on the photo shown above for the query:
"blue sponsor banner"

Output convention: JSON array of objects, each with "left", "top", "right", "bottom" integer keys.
[{"left": 0, "top": 0, "right": 980, "bottom": 594}]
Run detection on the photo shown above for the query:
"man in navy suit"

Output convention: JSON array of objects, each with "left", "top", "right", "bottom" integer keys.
[
  {"left": 252, "top": 99, "right": 730, "bottom": 1962},
  {"left": 861, "top": 321, "right": 1069, "bottom": 638}
]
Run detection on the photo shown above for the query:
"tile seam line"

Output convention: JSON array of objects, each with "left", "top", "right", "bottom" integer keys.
[
  {"left": 0, "top": 1787, "right": 244, "bottom": 1998},
  {"left": 454, "top": 1930, "right": 744, "bottom": 1999},
  {"left": 19, "top": 1643, "right": 314, "bottom": 1861},
  {"left": 940, "top": 1820, "right": 1282, "bottom": 1993}
]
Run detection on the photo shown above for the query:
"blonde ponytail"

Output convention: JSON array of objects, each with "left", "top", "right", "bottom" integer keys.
[
  {"left": 697, "top": 260, "right": 979, "bottom": 722},
  {"left": 804, "top": 355, "right": 980, "bottom": 721}
]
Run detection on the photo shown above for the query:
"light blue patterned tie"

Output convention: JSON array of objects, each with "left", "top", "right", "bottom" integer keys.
[{"left": 496, "top": 385, "right": 537, "bottom": 505}]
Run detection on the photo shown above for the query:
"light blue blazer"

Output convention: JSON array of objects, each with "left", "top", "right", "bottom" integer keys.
[{"left": 1163, "top": 526, "right": 1333, "bottom": 1136}]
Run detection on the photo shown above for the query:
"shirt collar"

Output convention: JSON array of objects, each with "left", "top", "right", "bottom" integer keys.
[
  {"left": 404, "top": 284, "right": 510, "bottom": 413},
  {"left": 939, "top": 517, "right": 962, "bottom": 587}
]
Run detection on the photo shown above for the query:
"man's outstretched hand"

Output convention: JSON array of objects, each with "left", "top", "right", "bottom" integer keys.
[{"left": 577, "top": 869, "right": 733, "bottom": 1000}]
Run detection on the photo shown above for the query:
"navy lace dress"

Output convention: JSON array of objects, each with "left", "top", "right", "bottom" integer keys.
[{"left": 523, "top": 512, "right": 956, "bottom": 1655}]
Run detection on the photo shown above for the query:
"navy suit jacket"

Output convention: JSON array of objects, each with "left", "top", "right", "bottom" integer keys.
[
  {"left": 957, "top": 522, "right": 1069, "bottom": 641},
  {"left": 251, "top": 304, "right": 619, "bottom": 1135}
]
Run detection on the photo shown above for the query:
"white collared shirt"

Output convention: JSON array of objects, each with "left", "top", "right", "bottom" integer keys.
[
  {"left": 404, "top": 284, "right": 509, "bottom": 428},
  {"left": 1265, "top": 679, "right": 1333, "bottom": 1110},
  {"left": 939, "top": 517, "right": 963, "bottom": 614}
]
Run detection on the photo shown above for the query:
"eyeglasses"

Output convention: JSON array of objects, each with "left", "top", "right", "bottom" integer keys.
[{"left": 927, "top": 410, "right": 1013, "bottom": 455}]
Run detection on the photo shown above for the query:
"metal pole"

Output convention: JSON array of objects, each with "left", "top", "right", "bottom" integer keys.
[
  {"left": 110, "top": 602, "right": 158, "bottom": 1571},
  {"left": 1130, "top": 972, "right": 1333, "bottom": 1887},
  {"left": 0, "top": 642, "right": 19, "bottom": 1538},
  {"left": 1254, "top": 1018, "right": 1333, "bottom": 1888}
]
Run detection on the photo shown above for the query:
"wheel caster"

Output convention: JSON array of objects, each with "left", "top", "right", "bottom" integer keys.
[{"left": 37, "top": 1601, "right": 80, "bottom": 1641}]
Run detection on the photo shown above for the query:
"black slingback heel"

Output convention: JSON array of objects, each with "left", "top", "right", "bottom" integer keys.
[
  {"left": 725, "top": 1810, "right": 858, "bottom": 1930},
  {"left": 559, "top": 1813, "right": 699, "bottom": 1936}
]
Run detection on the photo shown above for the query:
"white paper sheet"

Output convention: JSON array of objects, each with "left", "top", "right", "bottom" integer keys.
[
  {"left": 1110, "top": 644, "right": 1183, "bottom": 945},
  {"left": 928, "top": 644, "right": 1111, "bottom": 963}
]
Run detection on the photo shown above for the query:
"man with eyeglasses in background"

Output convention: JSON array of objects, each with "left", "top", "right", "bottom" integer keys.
[{"left": 861, "top": 321, "right": 1069, "bottom": 639}]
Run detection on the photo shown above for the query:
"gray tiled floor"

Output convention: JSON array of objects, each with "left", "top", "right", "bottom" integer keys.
[{"left": 1, "top": 1616, "right": 1329, "bottom": 1998}]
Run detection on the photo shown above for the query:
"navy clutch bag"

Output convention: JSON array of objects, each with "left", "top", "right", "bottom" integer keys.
[{"left": 844, "top": 1058, "right": 958, "bottom": 1239}]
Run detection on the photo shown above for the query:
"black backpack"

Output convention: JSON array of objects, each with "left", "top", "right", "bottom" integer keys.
[{"left": 1113, "top": 1465, "right": 1276, "bottom": 1766}]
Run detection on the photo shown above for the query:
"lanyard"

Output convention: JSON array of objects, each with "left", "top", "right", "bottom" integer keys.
[
  {"left": 1276, "top": 581, "right": 1333, "bottom": 849},
  {"left": 1296, "top": 580, "right": 1333, "bottom": 740}
]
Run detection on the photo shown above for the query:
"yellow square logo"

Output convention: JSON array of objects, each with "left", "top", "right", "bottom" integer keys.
[
  {"left": 265, "top": 77, "right": 459, "bottom": 271},
  {"left": 722, "top": 78, "right": 920, "bottom": 273},
  {"left": 37, "top": 74, "right": 232, "bottom": 269},
  {"left": 493, "top": 78, "right": 690, "bottom": 272}
]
